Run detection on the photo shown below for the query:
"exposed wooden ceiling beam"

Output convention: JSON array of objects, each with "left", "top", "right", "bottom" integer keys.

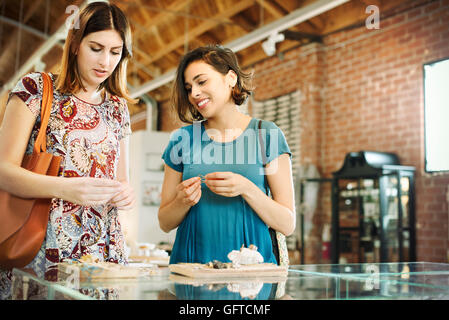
[
  {"left": 0, "top": 0, "right": 86, "bottom": 95},
  {"left": 278, "top": 0, "right": 325, "bottom": 33},
  {"left": 229, "top": 14, "right": 257, "bottom": 32},
  {"left": 130, "top": 0, "right": 349, "bottom": 98},
  {"left": 133, "top": 46, "right": 161, "bottom": 77},
  {"left": 257, "top": 0, "right": 322, "bottom": 35},
  {"left": 256, "top": 0, "right": 287, "bottom": 18},
  {"left": 134, "top": 0, "right": 152, "bottom": 25},
  {"left": 0, "top": 0, "right": 46, "bottom": 67},
  {"left": 130, "top": 58, "right": 160, "bottom": 78},
  {"left": 239, "top": 40, "right": 302, "bottom": 68},
  {"left": 24, "top": 0, "right": 45, "bottom": 23},
  {"left": 320, "top": 0, "right": 406, "bottom": 35},
  {"left": 305, "top": 16, "right": 325, "bottom": 32},
  {"left": 129, "top": 0, "right": 193, "bottom": 39},
  {"left": 361, "top": 0, "right": 381, "bottom": 7},
  {"left": 139, "top": 0, "right": 255, "bottom": 66},
  {"left": 297, "top": 0, "right": 321, "bottom": 7},
  {"left": 274, "top": 0, "right": 302, "bottom": 11}
]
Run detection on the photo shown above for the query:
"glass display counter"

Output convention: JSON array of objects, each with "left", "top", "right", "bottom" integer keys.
[
  {"left": 289, "top": 262, "right": 449, "bottom": 276},
  {"left": 289, "top": 262, "right": 449, "bottom": 299},
  {"left": 11, "top": 268, "right": 94, "bottom": 300},
  {"left": 11, "top": 262, "right": 449, "bottom": 300}
]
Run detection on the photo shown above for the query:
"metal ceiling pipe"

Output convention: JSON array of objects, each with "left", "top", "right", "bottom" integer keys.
[
  {"left": 129, "top": 0, "right": 350, "bottom": 98},
  {"left": 0, "top": 33, "right": 64, "bottom": 96},
  {"left": 0, "top": 0, "right": 91, "bottom": 96},
  {"left": 0, "top": 15, "right": 50, "bottom": 40}
]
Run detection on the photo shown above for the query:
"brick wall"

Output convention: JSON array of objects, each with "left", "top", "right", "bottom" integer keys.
[
  {"left": 252, "top": 42, "right": 325, "bottom": 168},
  {"left": 159, "top": 0, "right": 449, "bottom": 262},
  {"left": 252, "top": 0, "right": 449, "bottom": 263},
  {"left": 322, "top": 0, "right": 449, "bottom": 262},
  {"left": 250, "top": 43, "right": 327, "bottom": 263}
]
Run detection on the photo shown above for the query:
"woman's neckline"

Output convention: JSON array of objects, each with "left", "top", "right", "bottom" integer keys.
[
  {"left": 72, "top": 90, "right": 107, "bottom": 106},
  {"left": 201, "top": 117, "right": 255, "bottom": 145},
  {"left": 47, "top": 73, "right": 107, "bottom": 106}
]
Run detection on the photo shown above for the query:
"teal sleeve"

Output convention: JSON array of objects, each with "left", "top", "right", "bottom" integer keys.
[
  {"left": 161, "top": 128, "right": 187, "bottom": 172},
  {"left": 261, "top": 120, "right": 291, "bottom": 164}
]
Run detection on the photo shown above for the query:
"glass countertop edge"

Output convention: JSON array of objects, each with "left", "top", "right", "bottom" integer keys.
[
  {"left": 12, "top": 268, "right": 95, "bottom": 300},
  {"left": 288, "top": 268, "right": 449, "bottom": 278},
  {"left": 12, "top": 262, "right": 449, "bottom": 300},
  {"left": 51, "top": 283, "right": 96, "bottom": 300},
  {"left": 288, "top": 262, "right": 449, "bottom": 277}
]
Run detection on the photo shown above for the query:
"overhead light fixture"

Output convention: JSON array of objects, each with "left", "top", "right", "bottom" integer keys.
[{"left": 261, "top": 32, "right": 285, "bottom": 56}]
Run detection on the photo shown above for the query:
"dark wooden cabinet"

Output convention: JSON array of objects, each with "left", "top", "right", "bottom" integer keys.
[
  {"left": 299, "top": 151, "right": 416, "bottom": 264},
  {"left": 331, "top": 151, "right": 416, "bottom": 264}
]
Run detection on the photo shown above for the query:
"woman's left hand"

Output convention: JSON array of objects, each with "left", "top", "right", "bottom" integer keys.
[
  {"left": 110, "top": 181, "right": 136, "bottom": 211},
  {"left": 204, "top": 172, "right": 249, "bottom": 197}
]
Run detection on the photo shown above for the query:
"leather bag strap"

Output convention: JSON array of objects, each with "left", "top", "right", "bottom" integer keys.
[
  {"left": 258, "top": 120, "right": 269, "bottom": 195},
  {"left": 33, "top": 73, "right": 53, "bottom": 154},
  {"left": 258, "top": 119, "right": 282, "bottom": 265}
]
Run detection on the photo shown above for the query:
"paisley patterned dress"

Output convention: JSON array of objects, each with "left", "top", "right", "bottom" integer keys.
[{"left": 0, "top": 72, "right": 131, "bottom": 299}]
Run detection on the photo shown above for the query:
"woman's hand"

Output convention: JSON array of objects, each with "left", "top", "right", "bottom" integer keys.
[
  {"left": 204, "top": 172, "right": 249, "bottom": 197},
  {"left": 175, "top": 176, "right": 202, "bottom": 206},
  {"left": 110, "top": 181, "right": 136, "bottom": 211},
  {"left": 61, "top": 177, "right": 123, "bottom": 207},
  {"left": 158, "top": 167, "right": 201, "bottom": 233}
]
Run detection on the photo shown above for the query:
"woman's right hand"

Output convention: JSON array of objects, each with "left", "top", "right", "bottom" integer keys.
[
  {"left": 175, "top": 176, "right": 202, "bottom": 207},
  {"left": 60, "top": 177, "right": 123, "bottom": 207}
]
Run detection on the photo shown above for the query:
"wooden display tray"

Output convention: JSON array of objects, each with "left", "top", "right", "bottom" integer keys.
[
  {"left": 57, "top": 261, "right": 156, "bottom": 281},
  {"left": 128, "top": 255, "right": 170, "bottom": 266},
  {"left": 169, "top": 263, "right": 288, "bottom": 279},
  {"left": 169, "top": 273, "right": 287, "bottom": 285}
]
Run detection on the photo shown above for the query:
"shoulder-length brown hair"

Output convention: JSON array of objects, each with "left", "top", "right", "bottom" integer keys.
[
  {"left": 56, "top": 2, "right": 136, "bottom": 103},
  {"left": 172, "top": 45, "right": 253, "bottom": 123}
]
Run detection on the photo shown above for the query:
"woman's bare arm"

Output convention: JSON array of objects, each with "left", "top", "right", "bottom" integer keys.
[{"left": 0, "top": 95, "right": 122, "bottom": 206}]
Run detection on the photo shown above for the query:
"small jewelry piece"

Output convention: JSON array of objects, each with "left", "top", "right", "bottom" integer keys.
[{"left": 198, "top": 174, "right": 207, "bottom": 182}]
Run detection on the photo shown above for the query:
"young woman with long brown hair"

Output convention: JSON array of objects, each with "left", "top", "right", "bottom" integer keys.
[{"left": 0, "top": 2, "right": 136, "bottom": 299}]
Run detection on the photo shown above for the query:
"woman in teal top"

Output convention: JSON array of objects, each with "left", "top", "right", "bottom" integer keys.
[{"left": 159, "top": 45, "right": 295, "bottom": 265}]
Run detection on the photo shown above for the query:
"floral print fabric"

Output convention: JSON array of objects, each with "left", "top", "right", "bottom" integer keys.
[{"left": 0, "top": 72, "right": 131, "bottom": 299}]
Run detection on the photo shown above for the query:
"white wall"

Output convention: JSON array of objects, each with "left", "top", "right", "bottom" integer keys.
[{"left": 119, "top": 130, "right": 176, "bottom": 248}]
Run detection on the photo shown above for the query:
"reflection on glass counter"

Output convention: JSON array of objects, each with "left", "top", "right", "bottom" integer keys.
[
  {"left": 289, "top": 262, "right": 449, "bottom": 276},
  {"left": 170, "top": 277, "right": 283, "bottom": 300},
  {"left": 288, "top": 262, "right": 449, "bottom": 300},
  {"left": 10, "top": 262, "right": 449, "bottom": 300}
]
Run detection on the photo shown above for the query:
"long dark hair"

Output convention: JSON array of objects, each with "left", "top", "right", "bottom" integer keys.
[
  {"left": 172, "top": 45, "right": 253, "bottom": 123},
  {"left": 56, "top": 1, "right": 136, "bottom": 103}
]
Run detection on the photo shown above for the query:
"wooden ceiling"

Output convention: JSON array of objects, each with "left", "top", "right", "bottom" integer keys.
[{"left": 0, "top": 0, "right": 414, "bottom": 120}]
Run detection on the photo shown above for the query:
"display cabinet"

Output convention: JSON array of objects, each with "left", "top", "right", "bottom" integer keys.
[
  {"left": 298, "top": 151, "right": 416, "bottom": 265},
  {"left": 330, "top": 151, "right": 416, "bottom": 264}
]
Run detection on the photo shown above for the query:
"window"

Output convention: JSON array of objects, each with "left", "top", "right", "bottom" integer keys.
[{"left": 423, "top": 57, "right": 449, "bottom": 172}]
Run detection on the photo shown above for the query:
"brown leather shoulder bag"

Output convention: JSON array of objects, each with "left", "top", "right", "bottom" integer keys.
[{"left": 0, "top": 72, "right": 62, "bottom": 269}]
